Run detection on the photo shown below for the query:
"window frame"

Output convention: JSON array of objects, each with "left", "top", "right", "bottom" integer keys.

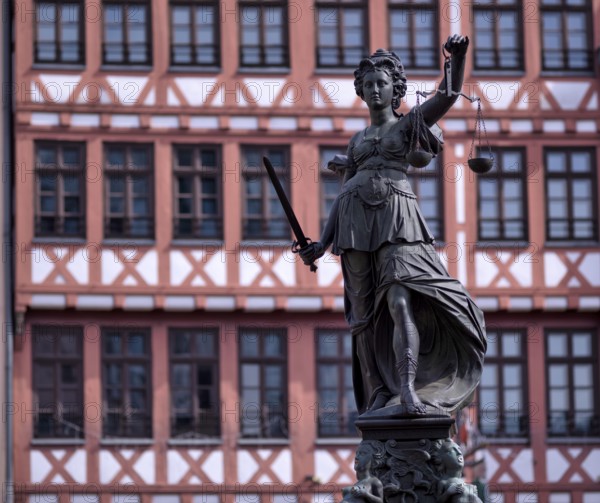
[
  {"left": 238, "top": 328, "right": 288, "bottom": 439},
  {"left": 102, "top": 0, "right": 153, "bottom": 66},
  {"left": 172, "top": 144, "right": 223, "bottom": 240},
  {"left": 241, "top": 145, "right": 291, "bottom": 240},
  {"left": 540, "top": 0, "right": 594, "bottom": 73},
  {"left": 101, "top": 327, "right": 153, "bottom": 439},
  {"left": 477, "top": 329, "right": 529, "bottom": 439},
  {"left": 35, "top": 141, "right": 86, "bottom": 239},
  {"left": 238, "top": 0, "right": 290, "bottom": 68},
  {"left": 476, "top": 147, "right": 528, "bottom": 242},
  {"left": 388, "top": 0, "right": 439, "bottom": 71},
  {"left": 544, "top": 147, "right": 598, "bottom": 243},
  {"left": 315, "top": 329, "right": 358, "bottom": 438},
  {"left": 471, "top": 0, "right": 524, "bottom": 72},
  {"left": 34, "top": 0, "right": 85, "bottom": 65},
  {"left": 545, "top": 329, "right": 600, "bottom": 437},
  {"left": 315, "top": 0, "right": 369, "bottom": 68},
  {"left": 104, "top": 143, "right": 155, "bottom": 240},
  {"left": 319, "top": 146, "right": 345, "bottom": 233},
  {"left": 169, "top": 327, "right": 221, "bottom": 438},
  {"left": 32, "top": 325, "right": 84, "bottom": 439},
  {"left": 169, "top": 0, "right": 221, "bottom": 67}
]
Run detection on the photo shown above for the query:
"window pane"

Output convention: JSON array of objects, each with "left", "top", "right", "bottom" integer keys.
[{"left": 548, "top": 333, "right": 567, "bottom": 356}]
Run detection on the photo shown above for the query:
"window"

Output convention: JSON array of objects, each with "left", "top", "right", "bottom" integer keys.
[
  {"left": 315, "top": 1, "right": 368, "bottom": 68},
  {"left": 540, "top": 0, "right": 593, "bottom": 71},
  {"left": 316, "top": 329, "right": 358, "bottom": 437},
  {"left": 32, "top": 325, "right": 83, "bottom": 438},
  {"left": 239, "top": 328, "right": 287, "bottom": 438},
  {"left": 408, "top": 156, "right": 444, "bottom": 240},
  {"left": 173, "top": 145, "right": 222, "bottom": 239},
  {"left": 546, "top": 330, "right": 599, "bottom": 437},
  {"left": 104, "top": 144, "right": 154, "bottom": 239},
  {"left": 35, "top": 142, "right": 86, "bottom": 238},
  {"left": 478, "top": 330, "right": 528, "bottom": 438},
  {"left": 239, "top": 1, "right": 288, "bottom": 67},
  {"left": 545, "top": 148, "right": 597, "bottom": 241},
  {"left": 170, "top": 1, "right": 220, "bottom": 66},
  {"left": 477, "top": 148, "right": 528, "bottom": 241},
  {"left": 35, "top": 1, "right": 84, "bottom": 64},
  {"left": 472, "top": 0, "right": 523, "bottom": 71},
  {"left": 388, "top": 0, "right": 438, "bottom": 70},
  {"left": 170, "top": 328, "right": 220, "bottom": 438},
  {"left": 102, "top": 328, "right": 152, "bottom": 438},
  {"left": 241, "top": 146, "right": 290, "bottom": 240},
  {"left": 319, "top": 147, "right": 345, "bottom": 232},
  {"left": 103, "top": 1, "right": 151, "bottom": 65}
]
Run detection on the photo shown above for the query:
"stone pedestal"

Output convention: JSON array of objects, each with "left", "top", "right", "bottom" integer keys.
[{"left": 338, "top": 416, "right": 482, "bottom": 503}]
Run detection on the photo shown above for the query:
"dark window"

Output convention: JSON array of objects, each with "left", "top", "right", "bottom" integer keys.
[
  {"left": 241, "top": 146, "right": 290, "bottom": 240},
  {"left": 316, "top": 329, "right": 358, "bottom": 437},
  {"left": 545, "top": 148, "right": 597, "bottom": 241},
  {"left": 35, "top": 142, "right": 86, "bottom": 238},
  {"left": 173, "top": 145, "right": 222, "bottom": 239},
  {"left": 170, "top": 328, "right": 220, "bottom": 438},
  {"left": 316, "top": 1, "right": 368, "bottom": 68},
  {"left": 540, "top": 0, "right": 593, "bottom": 71},
  {"left": 35, "top": 1, "right": 84, "bottom": 64},
  {"left": 104, "top": 143, "right": 154, "bottom": 239},
  {"left": 471, "top": 0, "right": 522, "bottom": 71},
  {"left": 478, "top": 330, "right": 529, "bottom": 438},
  {"left": 408, "top": 156, "right": 444, "bottom": 240},
  {"left": 170, "top": 1, "right": 220, "bottom": 66},
  {"left": 239, "top": 1, "right": 288, "bottom": 67},
  {"left": 320, "top": 147, "right": 345, "bottom": 232},
  {"left": 477, "top": 148, "right": 528, "bottom": 241},
  {"left": 388, "top": 0, "right": 438, "bottom": 70},
  {"left": 546, "top": 330, "right": 599, "bottom": 437},
  {"left": 239, "top": 328, "right": 287, "bottom": 438},
  {"left": 32, "top": 325, "right": 84, "bottom": 438},
  {"left": 103, "top": 1, "right": 151, "bottom": 65},
  {"left": 102, "top": 328, "right": 152, "bottom": 438}
]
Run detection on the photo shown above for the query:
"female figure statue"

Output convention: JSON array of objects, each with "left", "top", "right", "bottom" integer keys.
[
  {"left": 431, "top": 439, "right": 483, "bottom": 503},
  {"left": 342, "top": 441, "right": 385, "bottom": 503},
  {"left": 300, "top": 36, "right": 486, "bottom": 416}
]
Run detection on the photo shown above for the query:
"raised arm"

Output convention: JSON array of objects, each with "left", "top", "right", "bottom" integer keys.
[{"left": 420, "top": 34, "right": 469, "bottom": 127}]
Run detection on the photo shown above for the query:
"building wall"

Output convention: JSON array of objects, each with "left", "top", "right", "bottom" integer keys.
[{"left": 12, "top": 1, "right": 600, "bottom": 503}]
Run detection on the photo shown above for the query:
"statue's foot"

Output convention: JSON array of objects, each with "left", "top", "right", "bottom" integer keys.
[{"left": 400, "top": 385, "right": 427, "bottom": 415}]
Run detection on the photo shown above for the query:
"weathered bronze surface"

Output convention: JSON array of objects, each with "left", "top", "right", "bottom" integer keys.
[{"left": 300, "top": 36, "right": 487, "bottom": 419}]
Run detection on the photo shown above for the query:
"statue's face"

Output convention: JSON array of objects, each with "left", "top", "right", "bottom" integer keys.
[
  {"left": 441, "top": 441, "right": 464, "bottom": 472},
  {"left": 354, "top": 446, "right": 371, "bottom": 472},
  {"left": 362, "top": 69, "right": 394, "bottom": 110}
]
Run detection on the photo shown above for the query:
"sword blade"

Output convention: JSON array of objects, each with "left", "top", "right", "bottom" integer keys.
[
  {"left": 262, "top": 156, "right": 308, "bottom": 247},
  {"left": 262, "top": 156, "right": 317, "bottom": 272}
]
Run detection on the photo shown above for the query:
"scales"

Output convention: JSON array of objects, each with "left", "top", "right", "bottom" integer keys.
[{"left": 407, "top": 45, "right": 494, "bottom": 174}]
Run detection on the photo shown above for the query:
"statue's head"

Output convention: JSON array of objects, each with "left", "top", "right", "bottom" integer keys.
[
  {"left": 431, "top": 439, "right": 464, "bottom": 476},
  {"left": 354, "top": 440, "right": 386, "bottom": 474},
  {"left": 354, "top": 49, "right": 407, "bottom": 110}
]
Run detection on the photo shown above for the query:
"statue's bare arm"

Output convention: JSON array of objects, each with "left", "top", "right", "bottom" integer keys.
[{"left": 420, "top": 34, "right": 469, "bottom": 127}]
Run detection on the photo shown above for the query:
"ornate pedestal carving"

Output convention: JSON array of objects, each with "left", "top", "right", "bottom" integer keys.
[{"left": 339, "top": 418, "right": 483, "bottom": 503}]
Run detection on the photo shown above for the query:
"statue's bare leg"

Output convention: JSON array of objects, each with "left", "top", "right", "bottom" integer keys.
[{"left": 387, "top": 284, "right": 426, "bottom": 414}]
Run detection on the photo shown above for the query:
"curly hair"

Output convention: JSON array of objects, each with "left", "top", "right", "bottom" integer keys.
[{"left": 353, "top": 49, "right": 407, "bottom": 110}]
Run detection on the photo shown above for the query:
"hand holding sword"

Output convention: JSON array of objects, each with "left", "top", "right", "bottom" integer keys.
[{"left": 262, "top": 156, "right": 323, "bottom": 272}]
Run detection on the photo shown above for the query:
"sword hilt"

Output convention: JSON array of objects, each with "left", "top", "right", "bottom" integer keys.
[{"left": 292, "top": 239, "right": 318, "bottom": 272}]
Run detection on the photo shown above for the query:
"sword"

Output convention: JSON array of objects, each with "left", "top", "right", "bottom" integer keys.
[{"left": 262, "top": 156, "right": 318, "bottom": 272}]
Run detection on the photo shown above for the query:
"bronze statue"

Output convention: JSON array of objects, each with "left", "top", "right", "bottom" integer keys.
[
  {"left": 300, "top": 35, "right": 487, "bottom": 417},
  {"left": 342, "top": 441, "right": 386, "bottom": 503},
  {"left": 431, "top": 439, "right": 483, "bottom": 503}
]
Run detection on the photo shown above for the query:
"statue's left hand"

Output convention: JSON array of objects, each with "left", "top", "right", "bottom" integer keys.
[{"left": 444, "top": 34, "right": 469, "bottom": 57}]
